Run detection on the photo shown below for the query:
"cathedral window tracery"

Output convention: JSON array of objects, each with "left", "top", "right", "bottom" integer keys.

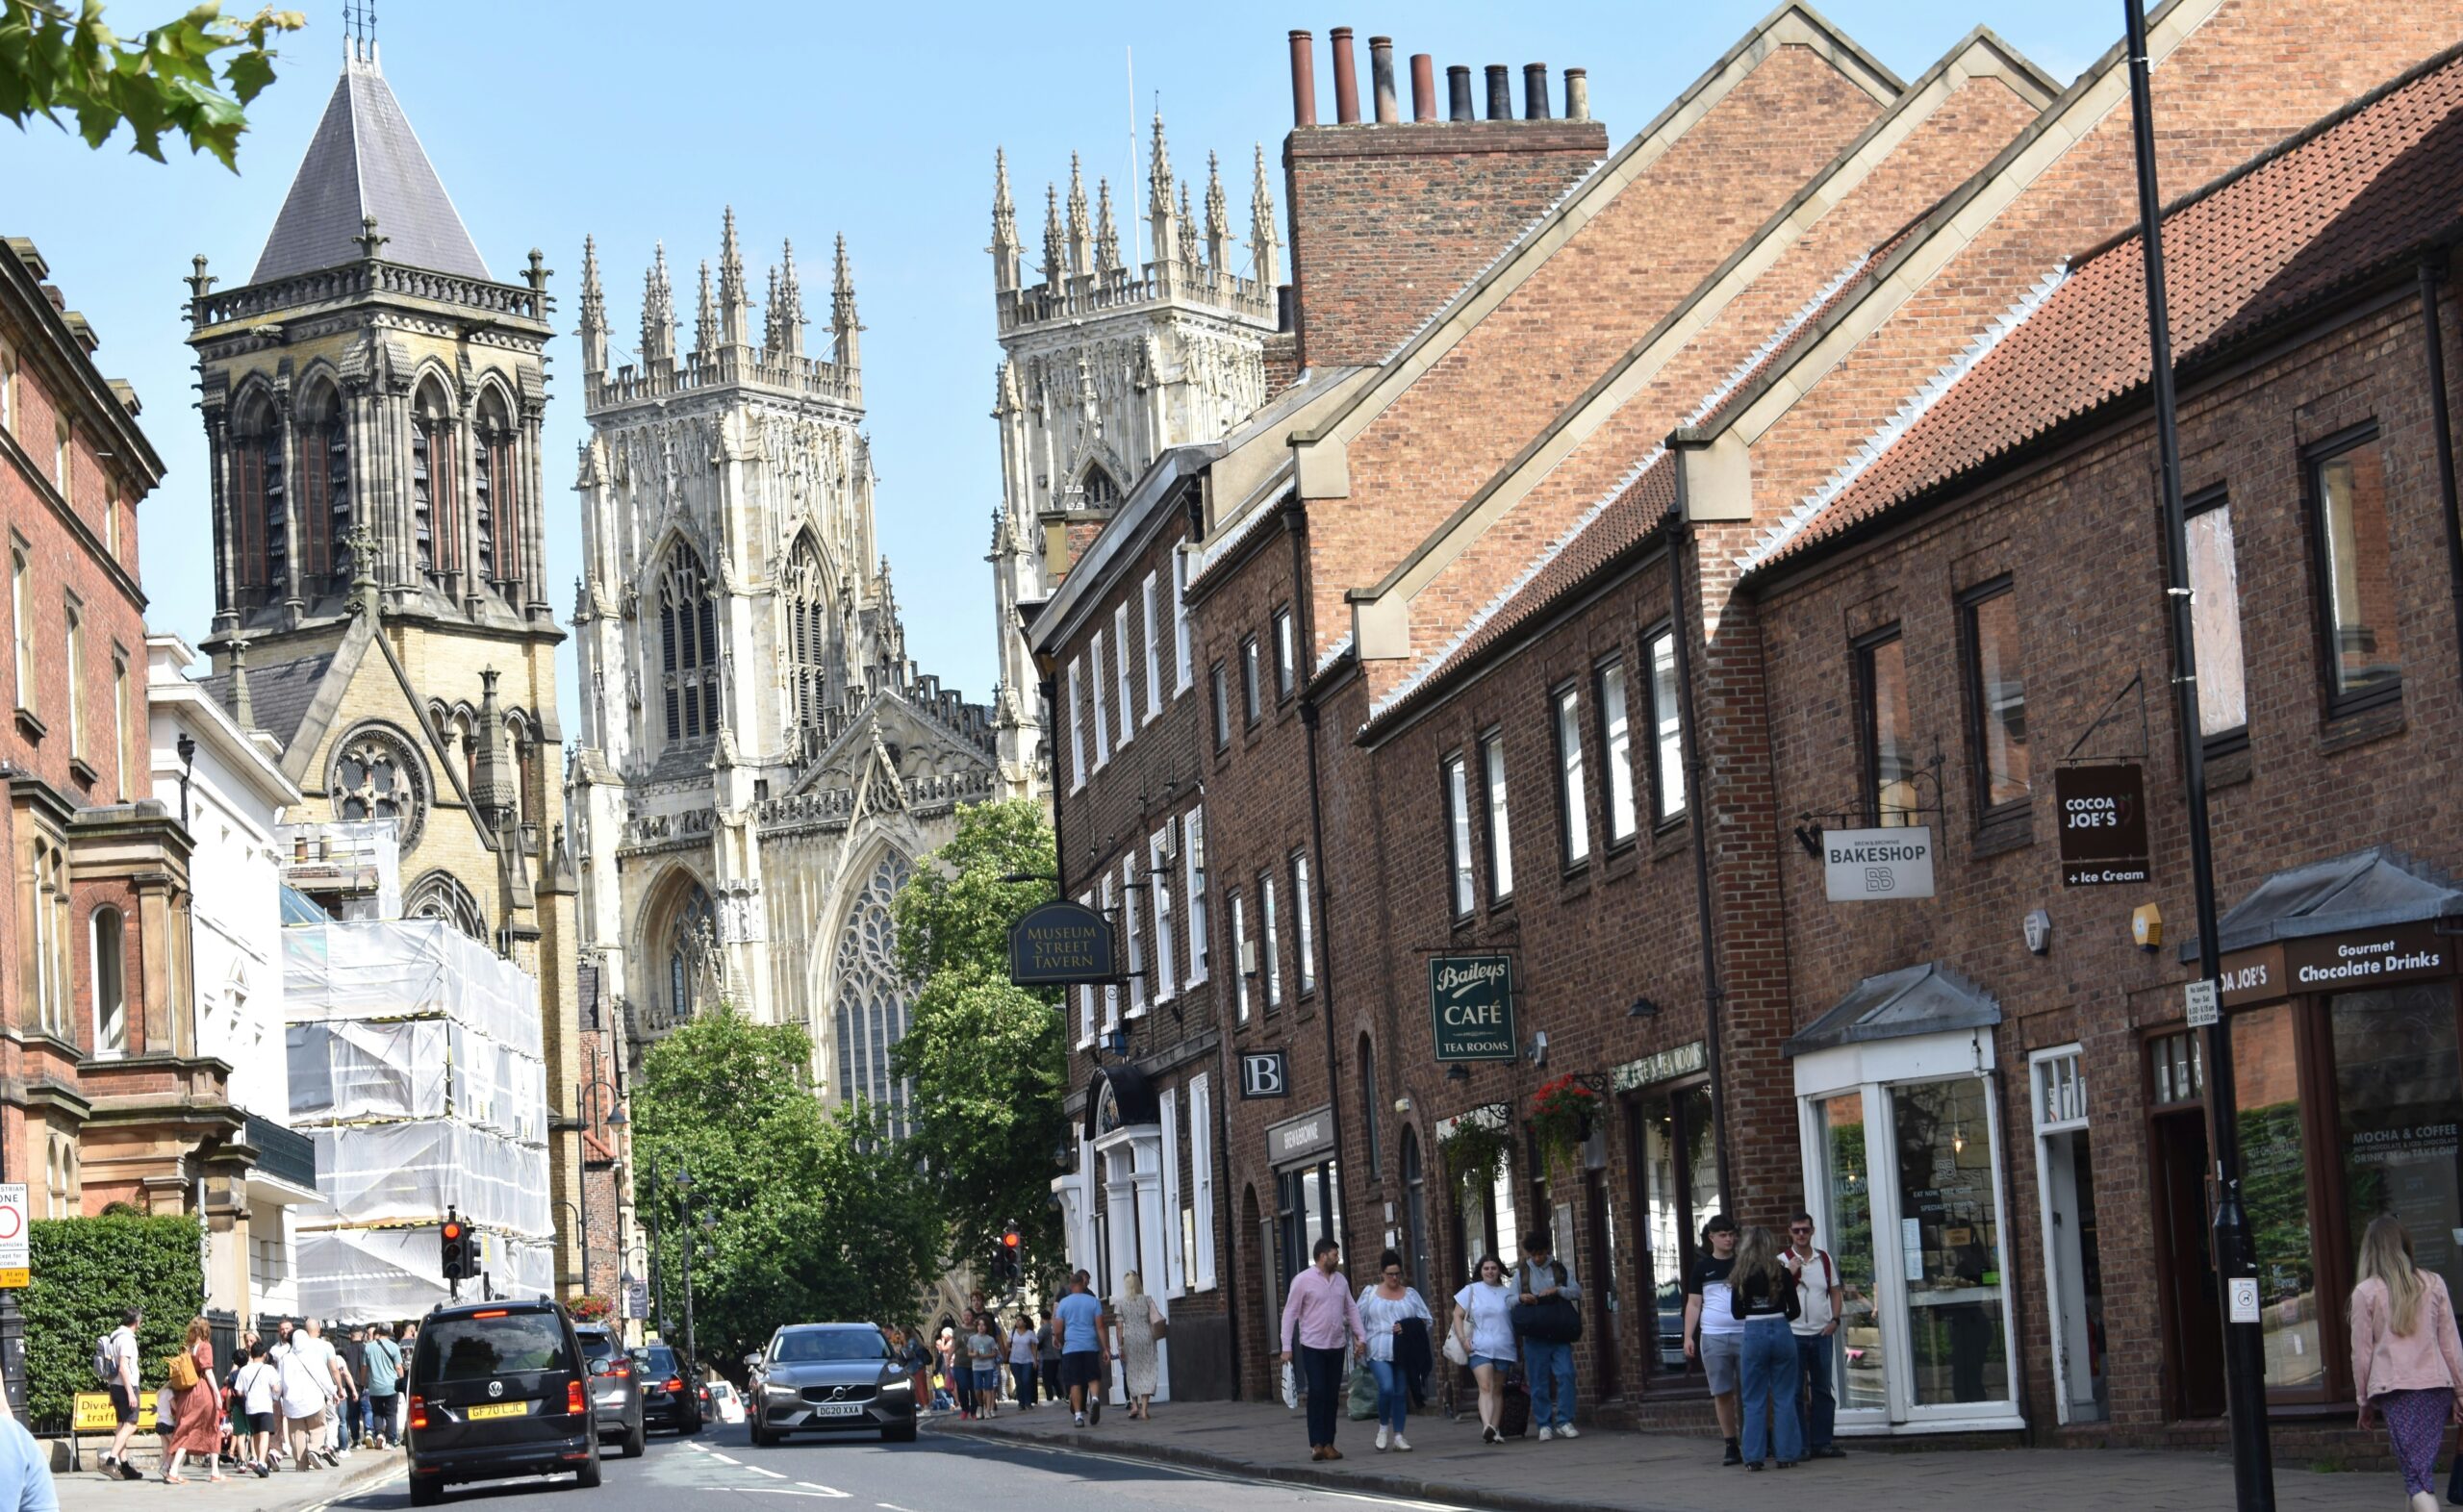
[
  {"left": 648, "top": 878, "right": 718, "bottom": 1027},
  {"left": 832, "top": 852, "right": 913, "bottom": 1140},
  {"left": 473, "top": 389, "right": 515, "bottom": 589},
  {"left": 783, "top": 534, "right": 832, "bottom": 733},
  {"left": 229, "top": 390, "right": 288, "bottom": 602},
  {"left": 329, "top": 723, "right": 429, "bottom": 850},
  {"left": 657, "top": 545, "right": 721, "bottom": 743},
  {"left": 406, "top": 869, "right": 486, "bottom": 940},
  {"left": 294, "top": 381, "right": 351, "bottom": 588}
]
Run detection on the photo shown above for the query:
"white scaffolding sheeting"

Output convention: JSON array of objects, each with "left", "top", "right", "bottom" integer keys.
[
  {"left": 288, "top": 1021, "right": 546, "bottom": 1140},
  {"left": 301, "top": 1121, "right": 551, "bottom": 1238},
  {"left": 297, "top": 1224, "right": 555, "bottom": 1323},
  {"left": 283, "top": 920, "right": 542, "bottom": 1058}
]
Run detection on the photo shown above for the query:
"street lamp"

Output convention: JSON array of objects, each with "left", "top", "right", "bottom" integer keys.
[
  {"left": 673, "top": 1166, "right": 699, "bottom": 1374},
  {"left": 572, "top": 1077, "right": 627, "bottom": 1298}
]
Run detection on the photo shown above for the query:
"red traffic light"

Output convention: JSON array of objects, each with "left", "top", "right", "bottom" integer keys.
[
  {"left": 442, "top": 1221, "right": 465, "bottom": 1241},
  {"left": 1002, "top": 1231, "right": 1020, "bottom": 1249}
]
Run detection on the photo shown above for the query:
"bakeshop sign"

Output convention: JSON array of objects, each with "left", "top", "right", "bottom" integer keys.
[{"left": 1822, "top": 826, "right": 1936, "bottom": 901}]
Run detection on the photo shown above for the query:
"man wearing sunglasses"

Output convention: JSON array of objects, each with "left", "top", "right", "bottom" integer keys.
[{"left": 1784, "top": 1212, "right": 1848, "bottom": 1460}]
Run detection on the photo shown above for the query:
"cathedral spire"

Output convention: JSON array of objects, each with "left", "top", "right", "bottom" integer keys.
[
  {"left": 990, "top": 147, "right": 1022, "bottom": 293},
  {"left": 578, "top": 234, "right": 608, "bottom": 376},
  {"left": 830, "top": 235, "right": 860, "bottom": 372},
  {"left": 1094, "top": 180, "right": 1121, "bottom": 276},
  {"left": 1148, "top": 112, "right": 1180, "bottom": 274},
  {"left": 1204, "top": 151, "right": 1232, "bottom": 280},
  {"left": 1178, "top": 182, "right": 1199, "bottom": 275},
  {"left": 694, "top": 259, "right": 718, "bottom": 357},
  {"left": 1250, "top": 143, "right": 1282, "bottom": 290},
  {"left": 764, "top": 265, "right": 782, "bottom": 354},
  {"left": 1065, "top": 153, "right": 1091, "bottom": 278},
  {"left": 778, "top": 239, "right": 805, "bottom": 362},
  {"left": 642, "top": 241, "right": 674, "bottom": 366},
  {"left": 718, "top": 205, "right": 752, "bottom": 348},
  {"left": 1040, "top": 184, "right": 1063, "bottom": 290}
]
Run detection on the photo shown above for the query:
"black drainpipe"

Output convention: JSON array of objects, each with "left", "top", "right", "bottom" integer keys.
[
  {"left": 1666, "top": 506, "right": 1734, "bottom": 1205},
  {"left": 1284, "top": 496, "right": 1352, "bottom": 1252},
  {"left": 2419, "top": 257, "right": 2463, "bottom": 700}
]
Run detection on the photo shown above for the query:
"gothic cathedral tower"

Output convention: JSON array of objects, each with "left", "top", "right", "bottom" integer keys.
[
  {"left": 987, "top": 120, "right": 1282, "bottom": 797},
  {"left": 184, "top": 41, "right": 587, "bottom": 1286}
]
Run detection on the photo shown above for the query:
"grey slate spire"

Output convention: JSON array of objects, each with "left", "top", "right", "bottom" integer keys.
[{"left": 250, "top": 50, "right": 489, "bottom": 285}]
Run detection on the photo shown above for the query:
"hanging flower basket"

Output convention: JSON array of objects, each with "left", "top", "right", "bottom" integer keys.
[
  {"left": 1529, "top": 1074, "right": 1600, "bottom": 1176},
  {"left": 569, "top": 1294, "right": 615, "bottom": 1323},
  {"left": 1439, "top": 1116, "right": 1511, "bottom": 1190}
]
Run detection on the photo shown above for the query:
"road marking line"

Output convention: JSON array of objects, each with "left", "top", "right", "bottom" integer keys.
[
  {"left": 747, "top": 1466, "right": 789, "bottom": 1478},
  {"left": 793, "top": 1481, "right": 851, "bottom": 1497},
  {"left": 710, "top": 1452, "right": 744, "bottom": 1465},
  {"left": 878, "top": 1502, "right": 925, "bottom": 1511}
]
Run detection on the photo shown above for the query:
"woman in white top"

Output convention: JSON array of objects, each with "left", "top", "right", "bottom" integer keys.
[
  {"left": 1358, "top": 1247, "right": 1434, "bottom": 1452},
  {"left": 1452, "top": 1255, "right": 1518, "bottom": 1445}
]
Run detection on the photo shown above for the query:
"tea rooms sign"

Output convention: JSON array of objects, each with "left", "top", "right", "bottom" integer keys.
[{"left": 1429, "top": 953, "right": 1517, "bottom": 1063}]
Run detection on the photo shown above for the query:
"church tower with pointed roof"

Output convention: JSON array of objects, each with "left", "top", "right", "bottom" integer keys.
[
  {"left": 987, "top": 120, "right": 1281, "bottom": 799},
  {"left": 184, "top": 36, "right": 587, "bottom": 1299}
]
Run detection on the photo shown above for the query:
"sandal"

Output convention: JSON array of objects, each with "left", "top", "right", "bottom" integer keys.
[{"left": 163, "top": 1475, "right": 186, "bottom": 1485}]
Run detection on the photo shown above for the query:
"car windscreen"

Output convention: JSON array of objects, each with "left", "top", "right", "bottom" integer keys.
[
  {"left": 418, "top": 1312, "right": 569, "bottom": 1382},
  {"left": 633, "top": 1345, "right": 677, "bottom": 1375},
  {"left": 771, "top": 1330, "right": 887, "bottom": 1364},
  {"left": 575, "top": 1331, "right": 616, "bottom": 1360}
]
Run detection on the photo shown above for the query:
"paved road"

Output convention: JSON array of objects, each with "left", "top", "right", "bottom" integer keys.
[{"left": 321, "top": 1420, "right": 1473, "bottom": 1512}]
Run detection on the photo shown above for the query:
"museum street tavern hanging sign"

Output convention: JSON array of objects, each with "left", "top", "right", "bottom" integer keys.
[
  {"left": 1008, "top": 899, "right": 1118, "bottom": 986},
  {"left": 1429, "top": 953, "right": 1517, "bottom": 1063},
  {"left": 2054, "top": 764, "right": 2150, "bottom": 887},
  {"left": 1822, "top": 826, "right": 1936, "bottom": 901}
]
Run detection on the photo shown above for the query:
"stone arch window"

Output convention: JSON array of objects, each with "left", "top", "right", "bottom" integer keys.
[
  {"left": 832, "top": 851, "right": 914, "bottom": 1140},
  {"left": 26, "top": 837, "right": 68, "bottom": 1039},
  {"left": 294, "top": 379, "right": 351, "bottom": 585},
  {"left": 411, "top": 378, "right": 457, "bottom": 578},
  {"left": 229, "top": 388, "right": 287, "bottom": 600},
  {"left": 90, "top": 905, "right": 126, "bottom": 1057},
  {"left": 472, "top": 387, "right": 517, "bottom": 588},
  {"left": 647, "top": 876, "right": 718, "bottom": 1027},
  {"left": 1079, "top": 465, "right": 1120, "bottom": 510},
  {"left": 330, "top": 722, "right": 430, "bottom": 850},
  {"left": 782, "top": 534, "right": 832, "bottom": 732},
  {"left": 406, "top": 869, "right": 487, "bottom": 941},
  {"left": 657, "top": 544, "right": 721, "bottom": 743}
]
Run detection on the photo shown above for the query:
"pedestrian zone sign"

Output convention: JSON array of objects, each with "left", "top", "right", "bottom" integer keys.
[{"left": 0, "top": 1183, "right": 28, "bottom": 1288}]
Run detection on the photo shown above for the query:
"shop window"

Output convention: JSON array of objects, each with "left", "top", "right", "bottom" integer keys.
[
  {"left": 2311, "top": 426, "right": 2400, "bottom": 714},
  {"left": 1481, "top": 729, "right": 1513, "bottom": 904},
  {"left": 1442, "top": 752, "right": 1474, "bottom": 920},
  {"left": 1960, "top": 580, "right": 2029, "bottom": 819},
  {"left": 2185, "top": 491, "right": 2247, "bottom": 748},
  {"left": 1856, "top": 627, "right": 1917, "bottom": 825},
  {"left": 1401, "top": 1128, "right": 1429, "bottom": 1296},
  {"left": 2150, "top": 1030, "right": 2204, "bottom": 1105},
  {"left": 2333, "top": 986, "right": 2463, "bottom": 1330},
  {"left": 1595, "top": 657, "right": 1637, "bottom": 846},
  {"left": 1892, "top": 1077, "right": 2010, "bottom": 1406},
  {"left": 1552, "top": 683, "right": 1589, "bottom": 869},
  {"left": 1273, "top": 604, "right": 1296, "bottom": 700},
  {"left": 1188, "top": 1072, "right": 1217, "bottom": 1289},
  {"left": 2231, "top": 1001, "right": 2321, "bottom": 1392},
  {"left": 1816, "top": 1091, "right": 1883, "bottom": 1411},
  {"left": 1633, "top": 1082, "right": 1721, "bottom": 1381},
  {"left": 1644, "top": 625, "right": 1686, "bottom": 824}
]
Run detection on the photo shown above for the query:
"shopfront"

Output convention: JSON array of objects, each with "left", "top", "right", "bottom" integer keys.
[
  {"left": 1616, "top": 1043, "right": 1721, "bottom": 1392},
  {"left": 1789, "top": 963, "right": 2025, "bottom": 1435},
  {"left": 2169, "top": 847, "right": 2463, "bottom": 1415},
  {"left": 1266, "top": 1104, "right": 1344, "bottom": 1304}
]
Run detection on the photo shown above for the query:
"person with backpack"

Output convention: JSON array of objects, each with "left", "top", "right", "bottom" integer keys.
[
  {"left": 360, "top": 1323, "right": 403, "bottom": 1449},
  {"left": 275, "top": 1319, "right": 338, "bottom": 1470},
  {"left": 95, "top": 1307, "right": 144, "bottom": 1480},
  {"left": 1512, "top": 1234, "right": 1583, "bottom": 1442},
  {"left": 1785, "top": 1211, "right": 1848, "bottom": 1461}
]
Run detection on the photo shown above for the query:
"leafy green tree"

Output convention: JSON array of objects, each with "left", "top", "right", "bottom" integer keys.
[
  {"left": 1, "top": 1, "right": 305, "bottom": 170},
  {"left": 891, "top": 799, "right": 1070, "bottom": 1276},
  {"left": 631, "top": 1007, "right": 939, "bottom": 1371}
]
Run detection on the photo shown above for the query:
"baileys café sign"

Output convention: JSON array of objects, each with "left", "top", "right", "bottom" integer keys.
[{"left": 1429, "top": 953, "right": 1516, "bottom": 1063}]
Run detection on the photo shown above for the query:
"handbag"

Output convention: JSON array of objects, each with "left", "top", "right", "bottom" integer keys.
[
  {"left": 1442, "top": 1327, "right": 1470, "bottom": 1367},
  {"left": 1150, "top": 1298, "right": 1169, "bottom": 1342},
  {"left": 1510, "top": 1262, "right": 1585, "bottom": 1344}
]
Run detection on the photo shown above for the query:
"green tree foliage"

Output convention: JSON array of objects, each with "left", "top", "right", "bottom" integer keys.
[
  {"left": 0, "top": 1, "right": 305, "bottom": 170},
  {"left": 631, "top": 1006, "right": 939, "bottom": 1372},
  {"left": 23, "top": 1215, "right": 204, "bottom": 1427},
  {"left": 890, "top": 799, "right": 1069, "bottom": 1276}
]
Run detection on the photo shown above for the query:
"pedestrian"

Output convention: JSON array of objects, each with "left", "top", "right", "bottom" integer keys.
[
  {"left": 1513, "top": 1233, "right": 1582, "bottom": 1442},
  {"left": 1784, "top": 1212, "right": 1847, "bottom": 1460},
  {"left": 275, "top": 1319, "right": 337, "bottom": 1470},
  {"left": 319, "top": 1323, "right": 357, "bottom": 1459},
  {"left": 1054, "top": 1272, "right": 1108, "bottom": 1428},
  {"left": 1007, "top": 1316, "right": 1039, "bottom": 1409},
  {"left": 162, "top": 1318, "right": 223, "bottom": 1483},
  {"left": 1683, "top": 1214, "right": 1745, "bottom": 1466},
  {"left": 1110, "top": 1272, "right": 1165, "bottom": 1421},
  {"left": 931, "top": 1327, "right": 959, "bottom": 1414},
  {"left": 1037, "top": 1308, "right": 1063, "bottom": 1406},
  {"left": 964, "top": 1315, "right": 1003, "bottom": 1420},
  {"left": 1280, "top": 1236, "right": 1367, "bottom": 1462},
  {"left": 362, "top": 1323, "right": 402, "bottom": 1450},
  {"left": 1730, "top": 1224, "right": 1804, "bottom": 1471},
  {"left": 1357, "top": 1247, "right": 1431, "bottom": 1453},
  {"left": 0, "top": 1387, "right": 57, "bottom": 1512},
  {"left": 340, "top": 1327, "right": 370, "bottom": 1449},
  {"left": 97, "top": 1306, "right": 145, "bottom": 1481},
  {"left": 1451, "top": 1255, "right": 1517, "bottom": 1445},
  {"left": 2351, "top": 1214, "right": 2463, "bottom": 1512},
  {"left": 232, "top": 1341, "right": 279, "bottom": 1475}
]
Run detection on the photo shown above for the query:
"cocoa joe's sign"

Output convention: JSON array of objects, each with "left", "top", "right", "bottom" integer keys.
[
  {"left": 2217, "top": 922, "right": 2451, "bottom": 1007},
  {"left": 2054, "top": 764, "right": 2149, "bottom": 887}
]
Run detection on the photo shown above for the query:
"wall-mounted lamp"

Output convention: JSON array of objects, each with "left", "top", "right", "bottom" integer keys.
[
  {"left": 1392, "top": 1096, "right": 1412, "bottom": 1115},
  {"left": 1527, "top": 1030, "right": 1549, "bottom": 1067},
  {"left": 1627, "top": 996, "right": 1661, "bottom": 1020},
  {"left": 1446, "top": 1065, "right": 1470, "bottom": 1085},
  {"left": 1792, "top": 820, "right": 1825, "bottom": 859}
]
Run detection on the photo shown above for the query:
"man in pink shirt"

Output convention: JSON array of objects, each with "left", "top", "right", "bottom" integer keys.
[{"left": 1281, "top": 1236, "right": 1367, "bottom": 1461}]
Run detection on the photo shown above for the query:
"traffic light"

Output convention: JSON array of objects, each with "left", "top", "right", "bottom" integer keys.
[
  {"left": 1000, "top": 1222, "right": 1022, "bottom": 1285},
  {"left": 441, "top": 1218, "right": 470, "bottom": 1281}
]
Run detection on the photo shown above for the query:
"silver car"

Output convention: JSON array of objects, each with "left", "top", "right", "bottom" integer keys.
[{"left": 746, "top": 1324, "right": 919, "bottom": 1446}]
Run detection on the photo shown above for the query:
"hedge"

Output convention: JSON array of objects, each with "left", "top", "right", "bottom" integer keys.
[{"left": 23, "top": 1216, "right": 205, "bottom": 1429}]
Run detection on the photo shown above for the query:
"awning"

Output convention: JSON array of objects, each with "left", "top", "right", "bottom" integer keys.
[
  {"left": 2180, "top": 846, "right": 2463, "bottom": 961},
  {"left": 1785, "top": 962, "right": 2001, "bottom": 1058}
]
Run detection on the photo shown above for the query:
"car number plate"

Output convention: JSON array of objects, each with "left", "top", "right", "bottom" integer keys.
[
  {"left": 812, "top": 1403, "right": 863, "bottom": 1418},
  {"left": 466, "top": 1401, "right": 528, "bottom": 1421}
]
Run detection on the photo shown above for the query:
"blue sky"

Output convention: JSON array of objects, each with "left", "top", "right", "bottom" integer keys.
[{"left": 8, "top": 2, "right": 2117, "bottom": 736}]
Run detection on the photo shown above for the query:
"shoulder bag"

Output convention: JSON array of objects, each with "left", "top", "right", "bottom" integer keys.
[{"left": 1509, "top": 1262, "right": 1585, "bottom": 1344}]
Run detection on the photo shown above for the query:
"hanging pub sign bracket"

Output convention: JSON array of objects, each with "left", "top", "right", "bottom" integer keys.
[
  {"left": 1008, "top": 898, "right": 1121, "bottom": 986},
  {"left": 2062, "top": 669, "right": 2150, "bottom": 765}
]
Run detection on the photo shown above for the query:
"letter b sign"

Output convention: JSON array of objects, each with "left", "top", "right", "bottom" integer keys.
[{"left": 1240, "top": 1050, "right": 1290, "bottom": 1099}]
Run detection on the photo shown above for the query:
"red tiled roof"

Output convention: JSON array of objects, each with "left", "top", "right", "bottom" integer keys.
[{"left": 1752, "top": 45, "right": 2463, "bottom": 572}]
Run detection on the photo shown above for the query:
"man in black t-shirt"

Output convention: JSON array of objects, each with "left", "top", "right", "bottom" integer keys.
[{"left": 1682, "top": 1215, "right": 1745, "bottom": 1465}]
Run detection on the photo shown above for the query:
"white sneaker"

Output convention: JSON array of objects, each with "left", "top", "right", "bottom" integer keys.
[
  {"left": 1374, "top": 1427, "right": 1389, "bottom": 1451},
  {"left": 1538, "top": 1425, "right": 1554, "bottom": 1442},
  {"left": 1073, "top": 1412, "right": 1085, "bottom": 1427},
  {"left": 1391, "top": 1434, "right": 1411, "bottom": 1452},
  {"left": 1556, "top": 1424, "right": 1579, "bottom": 1439}
]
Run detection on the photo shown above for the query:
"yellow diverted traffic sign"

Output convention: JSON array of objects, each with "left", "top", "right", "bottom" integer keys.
[{"left": 74, "top": 1394, "right": 119, "bottom": 1433}]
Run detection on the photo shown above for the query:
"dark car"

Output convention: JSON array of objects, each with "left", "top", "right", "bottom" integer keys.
[
  {"left": 746, "top": 1323, "right": 918, "bottom": 1446},
  {"left": 574, "top": 1325, "right": 645, "bottom": 1458},
  {"left": 404, "top": 1300, "right": 599, "bottom": 1505},
  {"left": 629, "top": 1343, "right": 702, "bottom": 1435}
]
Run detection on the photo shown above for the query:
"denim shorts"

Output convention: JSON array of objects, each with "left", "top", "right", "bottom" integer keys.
[
  {"left": 1701, "top": 1330, "right": 1742, "bottom": 1395},
  {"left": 973, "top": 1368, "right": 1001, "bottom": 1394},
  {"left": 1468, "top": 1353, "right": 1510, "bottom": 1371}
]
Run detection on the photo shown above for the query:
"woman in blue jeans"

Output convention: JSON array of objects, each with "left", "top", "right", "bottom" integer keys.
[
  {"left": 1357, "top": 1248, "right": 1433, "bottom": 1452},
  {"left": 1729, "top": 1225, "right": 1804, "bottom": 1469}
]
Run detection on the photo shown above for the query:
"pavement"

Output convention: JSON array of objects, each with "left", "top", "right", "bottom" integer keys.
[
  {"left": 50, "top": 1441, "right": 403, "bottom": 1512},
  {"left": 932, "top": 1396, "right": 2387, "bottom": 1512}
]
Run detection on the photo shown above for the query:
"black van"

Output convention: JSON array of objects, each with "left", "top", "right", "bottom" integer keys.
[{"left": 406, "top": 1300, "right": 600, "bottom": 1505}]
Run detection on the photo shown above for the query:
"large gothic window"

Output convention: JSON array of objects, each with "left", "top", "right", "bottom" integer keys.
[
  {"left": 1079, "top": 465, "right": 1120, "bottom": 510},
  {"left": 648, "top": 878, "right": 718, "bottom": 1027},
  {"left": 833, "top": 852, "right": 914, "bottom": 1140},
  {"left": 330, "top": 723, "right": 429, "bottom": 850},
  {"left": 473, "top": 389, "right": 515, "bottom": 588},
  {"left": 783, "top": 535, "right": 832, "bottom": 733},
  {"left": 294, "top": 381, "right": 351, "bottom": 587},
  {"left": 657, "top": 545, "right": 721, "bottom": 743},
  {"left": 412, "top": 380, "right": 457, "bottom": 579},
  {"left": 230, "top": 390, "right": 287, "bottom": 600},
  {"left": 406, "top": 870, "right": 486, "bottom": 941}
]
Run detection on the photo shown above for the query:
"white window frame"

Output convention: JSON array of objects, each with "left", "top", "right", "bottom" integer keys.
[
  {"left": 1150, "top": 829, "right": 1178, "bottom": 1002},
  {"left": 1160, "top": 1084, "right": 1186, "bottom": 1297},
  {"left": 1291, "top": 848, "right": 1316, "bottom": 996},
  {"left": 1102, "top": 871, "right": 1122, "bottom": 1027},
  {"left": 1067, "top": 657, "right": 1088, "bottom": 790},
  {"left": 1273, "top": 604, "right": 1296, "bottom": 698},
  {"left": 1444, "top": 752, "right": 1474, "bottom": 919},
  {"left": 1114, "top": 602, "right": 1135, "bottom": 747},
  {"left": 1554, "top": 683, "right": 1588, "bottom": 868},
  {"left": 1093, "top": 627, "right": 1113, "bottom": 766},
  {"left": 112, "top": 653, "right": 128, "bottom": 800},
  {"left": 1231, "top": 891, "right": 1250, "bottom": 1025},
  {"left": 1482, "top": 729, "right": 1513, "bottom": 903},
  {"left": 1600, "top": 658, "right": 1636, "bottom": 845},
  {"left": 1173, "top": 548, "right": 1195, "bottom": 693},
  {"left": 1183, "top": 809, "right": 1208, "bottom": 984},
  {"left": 1143, "top": 572, "right": 1164, "bottom": 723},
  {"left": 1077, "top": 891, "right": 1099, "bottom": 1047},
  {"left": 1260, "top": 872, "right": 1283, "bottom": 1008},
  {"left": 1124, "top": 853, "right": 1147, "bottom": 1016},
  {"left": 1647, "top": 626, "right": 1686, "bottom": 822},
  {"left": 1189, "top": 1072, "right": 1218, "bottom": 1290},
  {"left": 63, "top": 599, "right": 83, "bottom": 758}
]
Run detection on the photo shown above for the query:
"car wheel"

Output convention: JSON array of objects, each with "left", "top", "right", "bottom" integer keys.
[
  {"left": 882, "top": 1421, "right": 917, "bottom": 1445},
  {"left": 621, "top": 1424, "right": 646, "bottom": 1459},
  {"left": 748, "top": 1419, "right": 771, "bottom": 1448},
  {"left": 574, "top": 1453, "right": 602, "bottom": 1490},
  {"left": 409, "top": 1478, "right": 444, "bottom": 1508}
]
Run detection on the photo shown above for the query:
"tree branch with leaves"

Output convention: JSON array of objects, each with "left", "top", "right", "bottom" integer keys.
[{"left": 0, "top": 1, "right": 306, "bottom": 169}]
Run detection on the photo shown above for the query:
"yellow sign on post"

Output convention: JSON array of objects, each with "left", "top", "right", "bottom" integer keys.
[
  {"left": 73, "top": 1394, "right": 119, "bottom": 1433},
  {"left": 0, "top": 1269, "right": 28, "bottom": 1289}
]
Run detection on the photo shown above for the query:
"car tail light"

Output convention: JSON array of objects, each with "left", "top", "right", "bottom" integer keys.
[
  {"left": 666, "top": 1376, "right": 683, "bottom": 1393},
  {"left": 567, "top": 1380, "right": 587, "bottom": 1416},
  {"left": 610, "top": 1362, "right": 630, "bottom": 1378},
  {"left": 409, "top": 1395, "right": 429, "bottom": 1431}
]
